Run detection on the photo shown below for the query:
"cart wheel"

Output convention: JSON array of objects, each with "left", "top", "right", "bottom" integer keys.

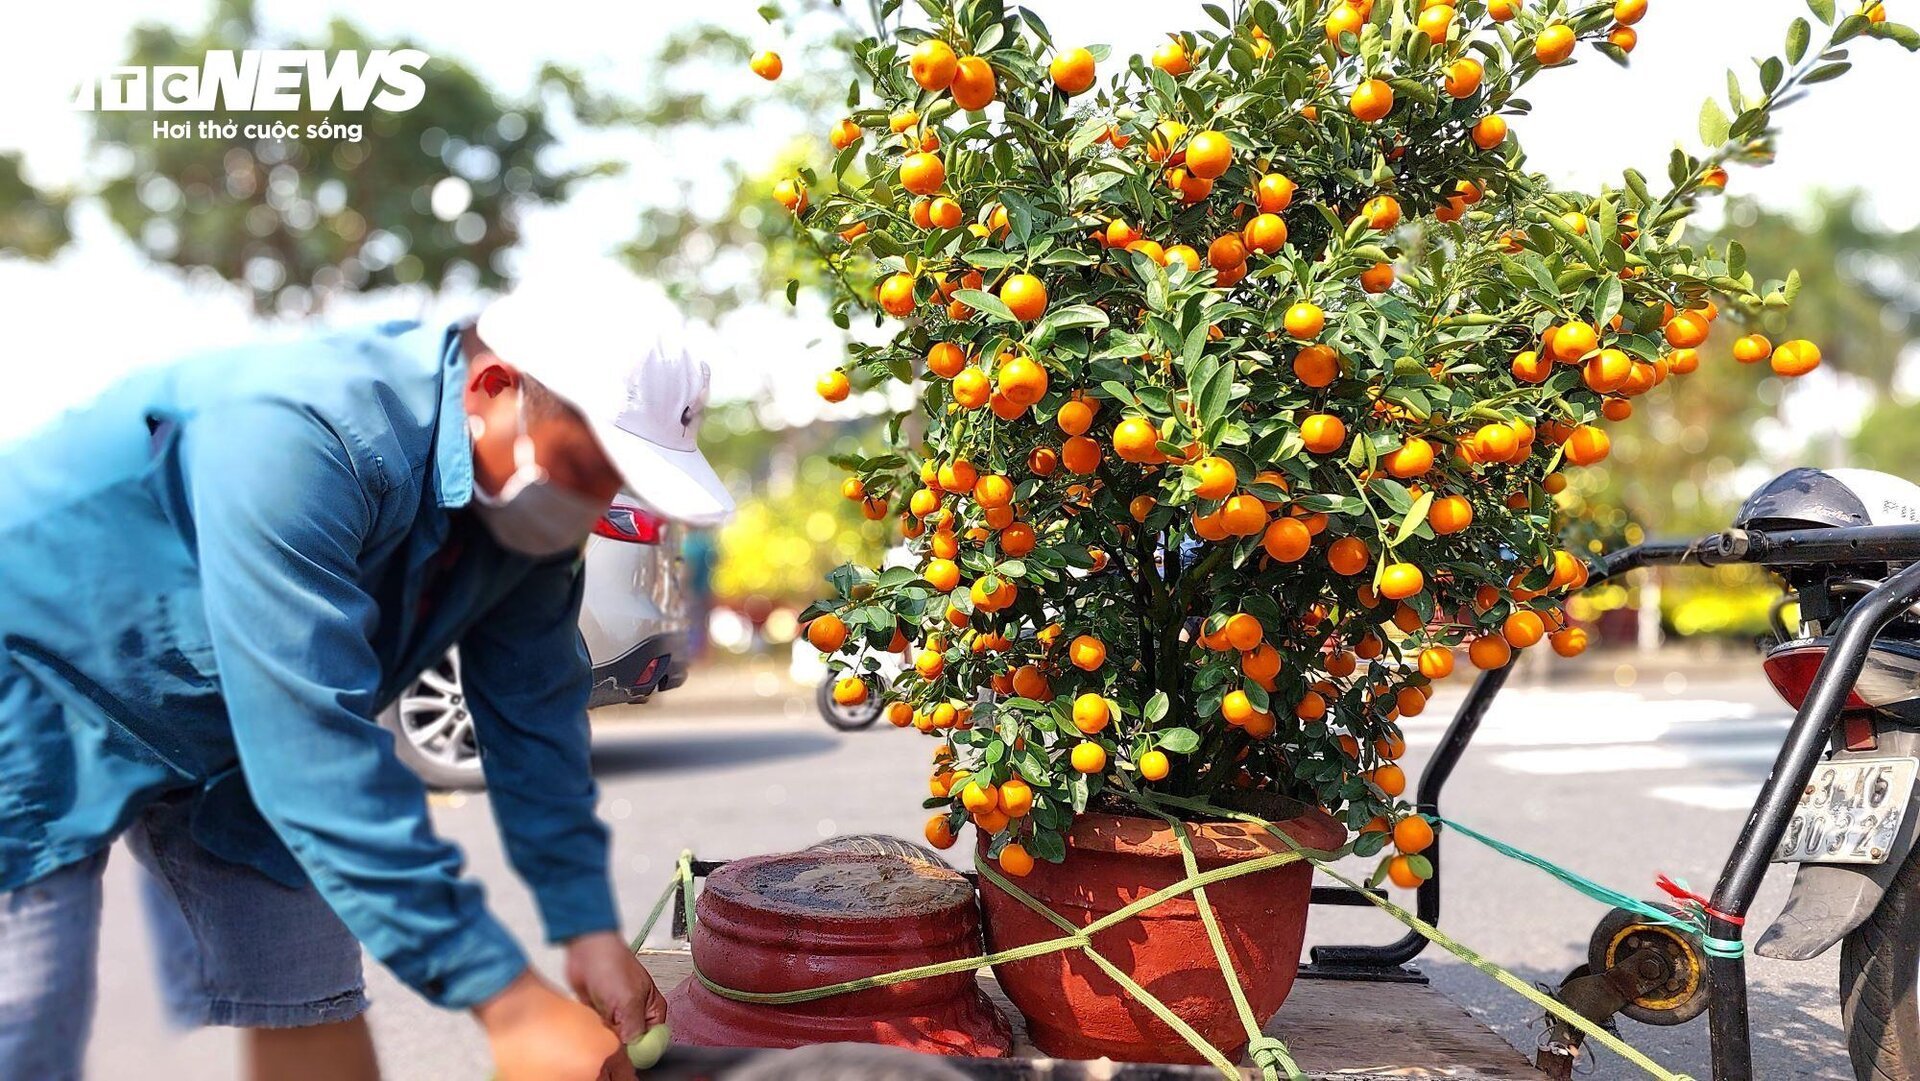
[{"left": 1587, "top": 904, "right": 1711, "bottom": 1026}]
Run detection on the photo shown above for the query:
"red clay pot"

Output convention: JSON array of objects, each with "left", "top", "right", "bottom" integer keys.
[
  {"left": 979, "top": 808, "right": 1345, "bottom": 1063},
  {"left": 667, "top": 850, "right": 1013, "bottom": 1056}
]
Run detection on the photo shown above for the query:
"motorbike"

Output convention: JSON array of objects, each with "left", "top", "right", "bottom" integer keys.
[{"left": 1313, "top": 465, "right": 1920, "bottom": 1080}]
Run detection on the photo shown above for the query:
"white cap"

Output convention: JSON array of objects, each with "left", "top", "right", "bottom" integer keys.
[{"left": 475, "top": 264, "right": 735, "bottom": 527}]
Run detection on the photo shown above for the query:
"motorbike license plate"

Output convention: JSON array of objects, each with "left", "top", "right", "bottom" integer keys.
[{"left": 1774, "top": 757, "right": 1919, "bottom": 865}]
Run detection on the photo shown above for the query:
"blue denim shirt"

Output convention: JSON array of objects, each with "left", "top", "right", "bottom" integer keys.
[{"left": 0, "top": 321, "right": 615, "bottom": 1009}]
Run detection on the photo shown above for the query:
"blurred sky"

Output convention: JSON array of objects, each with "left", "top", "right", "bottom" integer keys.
[{"left": 1, "top": 0, "right": 1913, "bottom": 447}]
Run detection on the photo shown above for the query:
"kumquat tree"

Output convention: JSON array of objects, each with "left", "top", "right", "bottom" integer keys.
[{"left": 781, "top": 0, "right": 1918, "bottom": 885}]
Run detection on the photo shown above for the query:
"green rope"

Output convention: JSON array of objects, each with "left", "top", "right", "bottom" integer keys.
[
  {"left": 629, "top": 849, "right": 693, "bottom": 953},
  {"left": 973, "top": 859, "right": 1248, "bottom": 1078},
  {"left": 640, "top": 796, "right": 1703, "bottom": 1081},
  {"left": 1438, "top": 817, "right": 1745, "bottom": 959},
  {"left": 684, "top": 849, "right": 1306, "bottom": 1008},
  {"left": 1144, "top": 806, "right": 1305, "bottom": 1081},
  {"left": 677, "top": 850, "right": 696, "bottom": 936},
  {"left": 1140, "top": 794, "right": 1698, "bottom": 1081}
]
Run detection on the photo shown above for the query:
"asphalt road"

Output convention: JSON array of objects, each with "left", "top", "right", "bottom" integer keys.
[{"left": 86, "top": 654, "right": 1854, "bottom": 1080}]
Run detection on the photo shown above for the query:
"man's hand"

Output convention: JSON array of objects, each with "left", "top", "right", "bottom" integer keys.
[
  {"left": 476, "top": 969, "right": 629, "bottom": 1081},
  {"left": 566, "top": 931, "right": 671, "bottom": 1041}
]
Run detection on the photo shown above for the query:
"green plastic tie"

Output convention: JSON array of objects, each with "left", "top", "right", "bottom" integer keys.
[
  {"left": 1438, "top": 817, "right": 1745, "bottom": 959},
  {"left": 640, "top": 795, "right": 1700, "bottom": 1081}
]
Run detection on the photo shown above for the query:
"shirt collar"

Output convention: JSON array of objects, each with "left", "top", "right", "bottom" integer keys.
[{"left": 431, "top": 323, "right": 476, "bottom": 510}]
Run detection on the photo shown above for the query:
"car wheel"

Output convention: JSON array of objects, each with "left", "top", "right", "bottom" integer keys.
[
  {"left": 817, "top": 675, "right": 884, "bottom": 731},
  {"left": 377, "top": 648, "right": 487, "bottom": 790}
]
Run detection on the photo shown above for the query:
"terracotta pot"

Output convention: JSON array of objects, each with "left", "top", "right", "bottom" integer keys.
[
  {"left": 979, "top": 808, "right": 1345, "bottom": 1063},
  {"left": 667, "top": 850, "right": 1013, "bottom": 1056}
]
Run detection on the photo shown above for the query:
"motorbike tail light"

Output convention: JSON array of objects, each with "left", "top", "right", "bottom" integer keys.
[
  {"left": 1762, "top": 641, "right": 1920, "bottom": 711},
  {"left": 592, "top": 503, "right": 665, "bottom": 544}
]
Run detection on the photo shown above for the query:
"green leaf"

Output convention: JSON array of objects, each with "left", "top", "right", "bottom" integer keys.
[
  {"left": 1760, "top": 56, "right": 1785, "bottom": 93},
  {"left": 1698, "top": 96, "right": 1730, "bottom": 146},
  {"left": 1182, "top": 318, "right": 1212, "bottom": 367},
  {"left": 1068, "top": 117, "right": 1109, "bottom": 157},
  {"left": 1196, "top": 359, "right": 1233, "bottom": 427},
  {"left": 1787, "top": 17, "right": 1812, "bottom": 63},
  {"left": 1881, "top": 22, "right": 1920, "bottom": 50},
  {"left": 1808, "top": 0, "right": 1835, "bottom": 25},
  {"left": 1157, "top": 727, "right": 1202, "bottom": 753},
  {"left": 1028, "top": 829, "right": 1067, "bottom": 862},
  {"left": 1034, "top": 303, "right": 1110, "bottom": 338},
  {"left": 1017, "top": 7, "right": 1054, "bottom": 48},
  {"left": 1802, "top": 60, "right": 1853, "bottom": 83},
  {"left": 1144, "top": 691, "right": 1170, "bottom": 724},
  {"left": 1392, "top": 490, "right": 1434, "bottom": 547},
  {"left": 963, "top": 250, "right": 1020, "bottom": 269},
  {"left": 1668, "top": 147, "right": 1692, "bottom": 187},
  {"left": 953, "top": 287, "right": 1018, "bottom": 323},
  {"left": 1591, "top": 275, "right": 1624, "bottom": 327},
  {"left": 1622, "top": 168, "right": 1652, "bottom": 206},
  {"left": 1148, "top": 66, "right": 1180, "bottom": 107}
]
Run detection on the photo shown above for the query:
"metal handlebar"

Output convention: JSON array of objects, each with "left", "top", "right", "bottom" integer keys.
[{"left": 1597, "top": 523, "right": 1920, "bottom": 582}]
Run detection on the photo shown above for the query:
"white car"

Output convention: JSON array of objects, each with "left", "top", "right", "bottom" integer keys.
[{"left": 377, "top": 497, "right": 689, "bottom": 788}]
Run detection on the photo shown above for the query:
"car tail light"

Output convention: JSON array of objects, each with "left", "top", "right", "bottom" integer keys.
[
  {"left": 593, "top": 503, "right": 664, "bottom": 544},
  {"left": 1762, "top": 640, "right": 1920, "bottom": 712},
  {"left": 632, "top": 657, "right": 660, "bottom": 686}
]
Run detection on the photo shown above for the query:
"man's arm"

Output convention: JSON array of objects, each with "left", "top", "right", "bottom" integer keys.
[
  {"left": 456, "top": 557, "right": 615, "bottom": 942},
  {"left": 459, "top": 556, "right": 670, "bottom": 1040},
  {"left": 181, "top": 400, "right": 527, "bottom": 1009}
]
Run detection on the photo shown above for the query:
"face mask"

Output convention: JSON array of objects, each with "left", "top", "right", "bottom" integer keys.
[{"left": 470, "top": 388, "right": 606, "bottom": 558}]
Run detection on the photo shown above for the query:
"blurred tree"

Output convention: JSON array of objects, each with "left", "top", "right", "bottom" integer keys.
[
  {"left": 0, "top": 153, "right": 72, "bottom": 260},
  {"left": 542, "top": 1, "right": 869, "bottom": 320},
  {"left": 703, "top": 402, "right": 891, "bottom": 605},
  {"left": 1851, "top": 397, "right": 1920, "bottom": 473},
  {"left": 89, "top": 0, "right": 593, "bottom": 315},
  {"left": 541, "top": 1, "right": 901, "bottom": 614}
]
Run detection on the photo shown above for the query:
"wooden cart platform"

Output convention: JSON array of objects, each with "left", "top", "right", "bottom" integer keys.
[{"left": 635, "top": 949, "right": 1543, "bottom": 1080}]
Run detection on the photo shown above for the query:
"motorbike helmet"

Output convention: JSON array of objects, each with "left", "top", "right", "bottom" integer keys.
[{"left": 1735, "top": 467, "right": 1920, "bottom": 532}]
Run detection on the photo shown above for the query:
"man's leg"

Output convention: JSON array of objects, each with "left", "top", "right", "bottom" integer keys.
[
  {"left": 241, "top": 1015, "right": 379, "bottom": 1081},
  {"left": 0, "top": 850, "right": 109, "bottom": 1081},
  {"left": 127, "top": 801, "right": 377, "bottom": 1081}
]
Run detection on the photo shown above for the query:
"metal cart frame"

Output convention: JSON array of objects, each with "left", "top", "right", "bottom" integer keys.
[{"left": 1312, "top": 522, "right": 1920, "bottom": 1080}]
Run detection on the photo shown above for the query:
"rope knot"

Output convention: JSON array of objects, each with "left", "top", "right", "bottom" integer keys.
[{"left": 1247, "top": 1035, "right": 1293, "bottom": 1079}]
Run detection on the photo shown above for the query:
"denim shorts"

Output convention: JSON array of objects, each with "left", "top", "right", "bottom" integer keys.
[{"left": 0, "top": 798, "right": 365, "bottom": 1081}]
